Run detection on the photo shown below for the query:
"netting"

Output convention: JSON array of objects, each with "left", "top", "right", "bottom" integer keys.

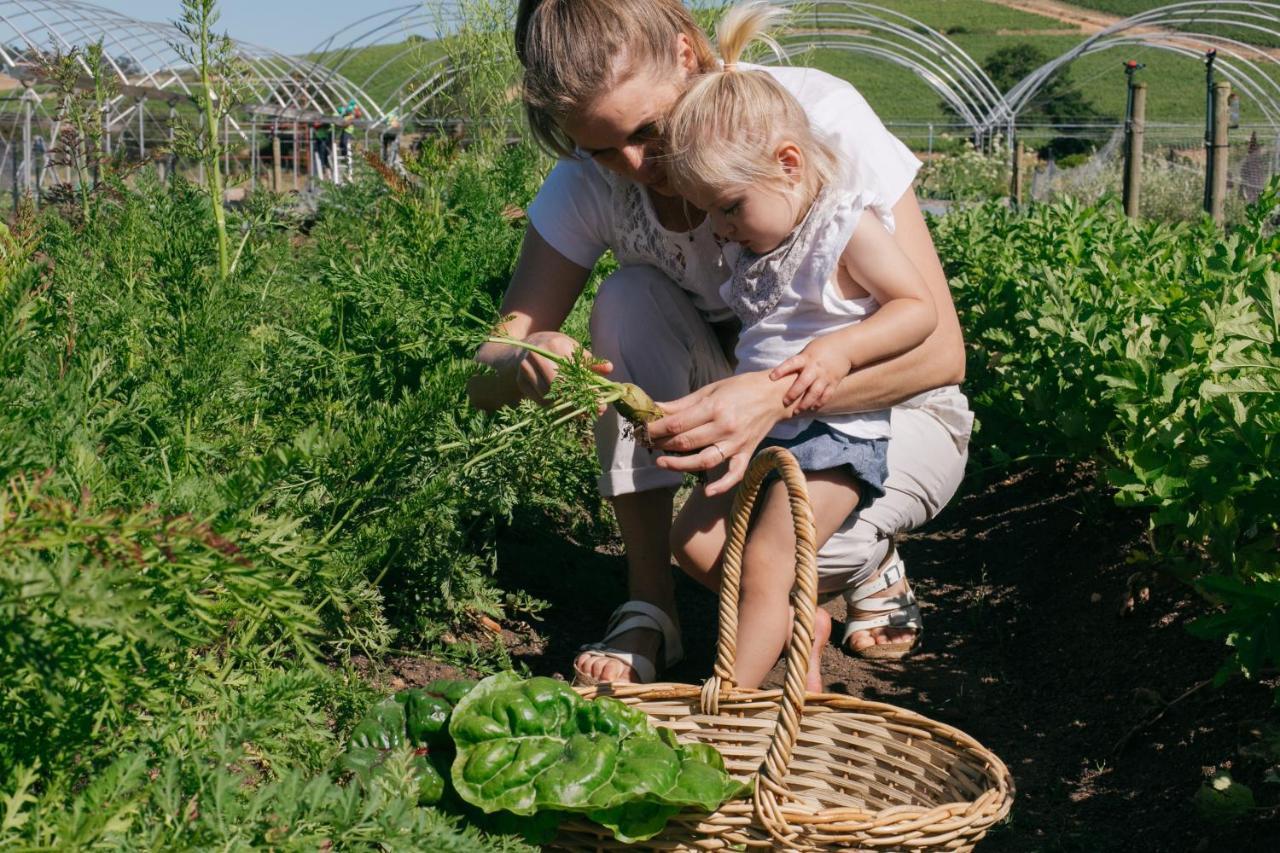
[{"left": 1026, "top": 122, "right": 1279, "bottom": 221}]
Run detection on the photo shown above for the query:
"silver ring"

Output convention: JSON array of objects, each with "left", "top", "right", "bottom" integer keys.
[{"left": 710, "top": 443, "right": 726, "bottom": 464}]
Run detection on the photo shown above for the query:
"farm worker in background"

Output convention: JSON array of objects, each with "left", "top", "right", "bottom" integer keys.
[
  {"left": 338, "top": 101, "right": 360, "bottom": 162},
  {"left": 382, "top": 109, "right": 403, "bottom": 171},
  {"left": 661, "top": 4, "right": 937, "bottom": 692},
  {"left": 312, "top": 121, "right": 332, "bottom": 180},
  {"left": 469, "top": 0, "right": 971, "bottom": 687}
]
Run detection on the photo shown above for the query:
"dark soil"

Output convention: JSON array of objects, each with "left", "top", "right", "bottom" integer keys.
[{"left": 388, "top": 462, "right": 1280, "bottom": 851}]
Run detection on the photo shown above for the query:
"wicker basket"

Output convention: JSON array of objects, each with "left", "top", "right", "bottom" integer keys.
[{"left": 558, "top": 447, "right": 1013, "bottom": 851}]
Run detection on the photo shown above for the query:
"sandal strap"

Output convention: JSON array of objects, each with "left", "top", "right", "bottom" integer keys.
[
  {"left": 846, "top": 553, "right": 905, "bottom": 604},
  {"left": 599, "top": 600, "right": 684, "bottom": 669},
  {"left": 845, "top": 594, "right": 923, "bottom": 634}
]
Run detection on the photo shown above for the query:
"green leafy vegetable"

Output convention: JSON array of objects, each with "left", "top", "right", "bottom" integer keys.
[
  {"left": 348, "top": 698, "right": 407, "bottom": 751},
  {"left": 449, "top": 672, "right": 747, "bottom": 842},
  {"left": 1194, "top": 771, "right": 1256, "bottom": 823}
]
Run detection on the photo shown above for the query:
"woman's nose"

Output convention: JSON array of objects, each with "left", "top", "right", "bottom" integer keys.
[{"left": 620, "top": 144, "right": 647, "bottom": 174}]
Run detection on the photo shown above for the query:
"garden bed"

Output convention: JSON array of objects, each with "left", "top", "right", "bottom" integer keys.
[{"left": 383, "top": 461, "right": 1279, "bottom": 851}]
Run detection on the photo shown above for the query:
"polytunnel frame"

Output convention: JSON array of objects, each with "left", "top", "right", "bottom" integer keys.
[
  {"left": 771, "top": 1, "right": 1009, "bottom": 144},
  {"left": 311, "top": 0, "right": 1006, "bottom": 140},
  {"left": 0, "top": 0, "right": 381, "bottom": 197},
  {"left": 997, "top": 2, "right": 1280, "bottom": 141}
]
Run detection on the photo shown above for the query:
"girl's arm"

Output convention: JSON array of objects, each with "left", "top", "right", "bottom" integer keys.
[
  {"left": 467, "top": 226, "right": 605, "bottom": 411},
  {"left": 817, "top": 191, "right": 965, "bottom": 409},
  {"left": 770, "top": 209, "right": 937, "bottom": 410},
  {"left": 650, "top": 189, "right": 960, "bottom": 494}
]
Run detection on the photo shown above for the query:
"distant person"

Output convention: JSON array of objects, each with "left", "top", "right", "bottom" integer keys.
[
  {"left": 338, "top": 102, "right": 359, "bottom": 166},
  {"left": 382, "top": 110, "right": 403, "bottom": 170},
  {"left": 313, "top": 121, "right": 332, "bottom": 179}
]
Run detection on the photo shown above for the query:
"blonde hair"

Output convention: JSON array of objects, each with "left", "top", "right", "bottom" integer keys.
[
  {"left": 665, "top": 2, "right": 841, "bottom": 200},
  {"left": 516, "top": 0, "right": 717, "bottom": 158}
]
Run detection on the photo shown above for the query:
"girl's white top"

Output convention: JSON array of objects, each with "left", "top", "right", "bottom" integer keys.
[{"left": 731, "top": 190, "right": 893, "bottom": 442}]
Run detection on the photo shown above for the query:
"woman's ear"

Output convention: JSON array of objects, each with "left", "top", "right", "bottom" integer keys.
[
  {"left": 675, "top": 33, "right": 699, "bottom": 75},
  {"left": 776, "top": 143, "right": 806, "bottom": 185}
]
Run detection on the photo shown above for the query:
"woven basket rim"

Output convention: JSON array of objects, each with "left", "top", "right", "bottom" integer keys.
[{"left": 578, "top": 680, "right": 1016, "bottom": 817}]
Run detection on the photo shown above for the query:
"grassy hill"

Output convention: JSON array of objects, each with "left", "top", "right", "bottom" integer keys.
[{"left": 307, "top": 0, "right": 1279, "bottom": 147}]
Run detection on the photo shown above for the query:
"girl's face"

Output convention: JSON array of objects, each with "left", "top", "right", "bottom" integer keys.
[
  {"left": 559, "top": 36, "right": 700, "bottom": 196},
  {"left": 687, "top": 182, "right": 806, "bottom": 254},
  {"left": 684, "top": 144, "right": 809, "bottom": 254}
]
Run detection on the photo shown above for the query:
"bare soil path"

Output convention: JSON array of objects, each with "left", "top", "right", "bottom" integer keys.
[
  {"left": 989, "top": 0, "right": 1129, "bottom": 34},
  {"left": 988, "top": 0, "right": 1280, "bottom": 60}
]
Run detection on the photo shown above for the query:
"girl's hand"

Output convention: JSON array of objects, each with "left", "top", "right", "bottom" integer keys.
[
  {"left": 769, "top": 339, "right": 853, "bottom": 412},
  {"left": 647, "top": 371, "right": 791, "bottom": 496}
]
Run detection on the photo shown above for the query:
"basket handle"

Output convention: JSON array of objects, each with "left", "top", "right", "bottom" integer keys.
[{"left": 699, "top": 446, "right": 817, "bottom": 845}]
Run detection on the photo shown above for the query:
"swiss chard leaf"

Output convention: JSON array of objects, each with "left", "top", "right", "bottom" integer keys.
[{"left": 449, "top": 673, "right": 747, "bottom": 841}]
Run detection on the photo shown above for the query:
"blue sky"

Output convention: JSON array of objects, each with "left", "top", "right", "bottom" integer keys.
[{"left": 100, "top": 1, "right": 373, "bottom": 54}]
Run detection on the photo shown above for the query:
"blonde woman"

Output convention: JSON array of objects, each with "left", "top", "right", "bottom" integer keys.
[{"left": 469, "top": 0, "right": 972, "bottom": 686}]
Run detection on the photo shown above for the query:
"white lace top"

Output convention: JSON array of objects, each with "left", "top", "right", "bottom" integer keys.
[{"left": 527, "top": 64, "right": 921, "bottom": 323}]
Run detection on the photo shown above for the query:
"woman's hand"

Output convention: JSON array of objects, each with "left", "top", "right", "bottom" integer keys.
[
  {"left": 471, "top": 330, "right": 612, "bottom": 411},
  {"left": 770, "top": 338, "right": 852, "bottom": 413},
  {"left": 514, "top": 331, "right": 614, "bottom": 402},
  {"left": 647, "top": 370, "right": 792, "bottom": 496}
]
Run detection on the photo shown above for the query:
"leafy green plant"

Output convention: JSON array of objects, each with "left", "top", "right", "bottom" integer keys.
[
  {"left": 933, "top": 181, "right": 1280, "bottom": 696},
  {"left": 449, "top": 673, "right": 747, "bottom": 843},
  {"left": 32, "top": 42, "right": 128, "bottom": 225},
  {"left": 918, "top": 138, "right": 1010, "bottom": 201}
]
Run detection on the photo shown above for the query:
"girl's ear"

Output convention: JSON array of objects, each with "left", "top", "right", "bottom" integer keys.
[
  {"left": 675, "top": 33, "right": 699, "bottom": 75},
  {"left": 776, "top": 143, "right": 805, "bottom": 185}
]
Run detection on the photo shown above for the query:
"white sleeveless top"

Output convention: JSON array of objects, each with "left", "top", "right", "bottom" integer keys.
[{"left": 729, "top": 190, "right": 894, "bottom": 442}]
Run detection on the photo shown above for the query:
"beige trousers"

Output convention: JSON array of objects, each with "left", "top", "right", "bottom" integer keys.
[{"left": 589, "top": 266, "right": 971, "bottom": 595}]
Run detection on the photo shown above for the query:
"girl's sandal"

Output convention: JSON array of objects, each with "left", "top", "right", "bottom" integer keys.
[
  {"left": 572, "top": 600, "right": 684, "bottom": 687},
  {"left": 841, "top": 547, "right": 922, "bottom": 661}
]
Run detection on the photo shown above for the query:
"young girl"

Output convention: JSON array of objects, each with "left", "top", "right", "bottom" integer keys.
[{"left": 665, "top": 2, "right": 938, "bottom": 692}]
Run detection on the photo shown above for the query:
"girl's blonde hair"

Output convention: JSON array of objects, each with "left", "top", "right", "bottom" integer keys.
[
  {"left": 516, "top": 0, "right": 717, "bottom": 158},
  {"left": 665, "top": 2, "right": 841, "bottom": 200}
]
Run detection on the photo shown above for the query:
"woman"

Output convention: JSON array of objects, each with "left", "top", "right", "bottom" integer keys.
[{"left": 468, "top": 0, "right": 972, "bottom": 686}]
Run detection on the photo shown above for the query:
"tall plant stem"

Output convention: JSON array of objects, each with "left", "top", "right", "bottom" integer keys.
[{"left": 194, "top": 5, "right": 229, "bottom": 279}]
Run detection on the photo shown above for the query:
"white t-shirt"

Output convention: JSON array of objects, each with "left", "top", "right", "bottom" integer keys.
[{"left": 526, "top": 64, "right": 921, "bottom": 322}]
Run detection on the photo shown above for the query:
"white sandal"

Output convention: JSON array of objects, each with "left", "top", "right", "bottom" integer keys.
[
  {"left": 842, "top": 546, "right": 923, "bottom": 661},
  {"left": 572, "top": 600, "right": 684, "bottom": 686}
]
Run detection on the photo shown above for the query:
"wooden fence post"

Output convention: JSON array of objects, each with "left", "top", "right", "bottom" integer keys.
[
  {"left": 1207, "top": 81, "right": 1231, "bottom": 223},
  {"left": 272, "top": 122, "right": 282, "bottom": 192},
  {"left": 1123, "top": 82, "right": 1146, "bottom": 219},
  {"left": 1010, "top": 139, "right": 1023, "bottom": 207}
]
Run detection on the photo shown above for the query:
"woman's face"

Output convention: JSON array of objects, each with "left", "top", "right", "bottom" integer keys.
[{"left": 560, "top": 37, "right": 699, "bottom": 196}]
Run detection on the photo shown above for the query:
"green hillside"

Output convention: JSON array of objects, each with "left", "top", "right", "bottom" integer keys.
[{"left": 308, "top": 0, "right": 1279, "bottom": 145}]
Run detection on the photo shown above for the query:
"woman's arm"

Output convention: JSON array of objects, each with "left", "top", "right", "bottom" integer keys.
[
  {"left": 817, "top": 190, "right": 965, "bottom": 411},
  {"left": 467, "top": 226, "right": 601, "bottom": 411}
]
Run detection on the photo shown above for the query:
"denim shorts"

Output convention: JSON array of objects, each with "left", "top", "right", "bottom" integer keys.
[{"left": 760, "top": 421, "right": 890, "bottom": 510}]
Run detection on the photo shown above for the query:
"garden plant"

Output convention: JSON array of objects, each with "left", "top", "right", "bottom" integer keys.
[{"left": 1, "top": 1, "right": 1278, "bottom": 847}]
